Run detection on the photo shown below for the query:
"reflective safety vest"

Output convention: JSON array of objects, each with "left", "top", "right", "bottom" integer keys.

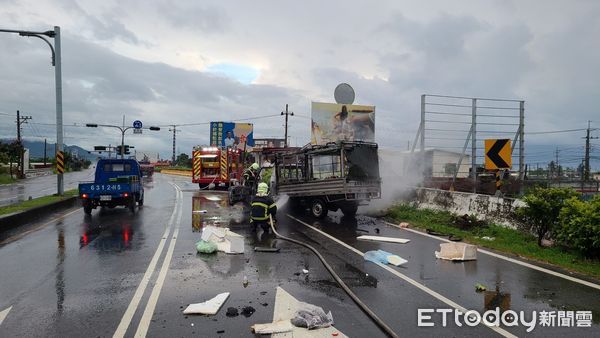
[{"left": 250, "top": 195, "right": 277, "bottom": 221}]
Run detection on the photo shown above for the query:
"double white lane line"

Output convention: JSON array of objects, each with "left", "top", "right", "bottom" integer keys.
[{"left": 113, "top": 183, "right": 183, "bottom": 338}]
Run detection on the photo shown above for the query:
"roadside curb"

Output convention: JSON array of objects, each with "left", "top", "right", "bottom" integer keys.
[
  {"left": 159, "top": 170, "right": 192, "bottom": 177},
  {"left": 0, "top": 196, "right": 78, "bottom": 231}
]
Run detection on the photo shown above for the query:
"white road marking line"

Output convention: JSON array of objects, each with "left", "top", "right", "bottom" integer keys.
[
  {"left": 0, "top": 306, "right": 12, "bottom": 326},
  {"left": 384, "top": 221, "right": 600, "bottom": 291},
  {"left": 113, "top": 184, "right": 181, "bottom": 338},
  {"left": 134, "top": 184, "right": 183, "bottom": 338},
  {"left": 287, "top": 214, "right": 517, "bottom": 338}
]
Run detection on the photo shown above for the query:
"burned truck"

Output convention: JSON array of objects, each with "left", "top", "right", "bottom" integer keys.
[{"left": 274, "top": 141, "right": 381, "bottom": 218}]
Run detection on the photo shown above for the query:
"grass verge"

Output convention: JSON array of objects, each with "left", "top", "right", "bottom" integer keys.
[
  {"left": 0, "top": 174, "right": 17, "bottom": 185},
  {"left": 387, "top": 203, "right": 600, "bottom": 280},
  {"left": 0, "top": 189, "right": 78, "bottom": 216}
]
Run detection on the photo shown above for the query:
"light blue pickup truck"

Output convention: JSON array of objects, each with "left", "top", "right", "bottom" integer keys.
[{"left": 78, "top": 159, "right": 144, "bottom": 214}]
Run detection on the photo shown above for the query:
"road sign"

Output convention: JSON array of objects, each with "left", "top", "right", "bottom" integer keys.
[
  {"left": 485, "top": 139, "right": 512, "bottom": 170},
  {"left": 133, "top": 120, "right": 143, "bottom": 129},
  {"left": 56, "top": 151, "right": 65, "bottom": 174},
  {"left": 133, "top": 129, "right": 142, "bottom": 134}
]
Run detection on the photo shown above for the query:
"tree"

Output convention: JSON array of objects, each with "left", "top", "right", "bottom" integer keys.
[
  {"left": 175, "top": 153, "right": 191, "bottom": 167},
  {"left": 515, "top": 187, "right": 579, "bottom": 246},
  {"left": 0, "top": 141, "right": 22, "bottom": 178}
]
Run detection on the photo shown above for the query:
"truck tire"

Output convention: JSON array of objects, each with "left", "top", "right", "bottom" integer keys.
[
  {"left": 83, "top": 204, "right": 92, "bottom": 215},
  {"left": 129, "top": 197, "right": 136, "bottom": 213},
  {"left": 311, "top": 199, "right": 328, "bottom": 219},
  {"left": 138, "top": 196, "right": 144, "bottom": 206},
  {"left": 340, "top": 203, "right": 358, "bottom": 217}
]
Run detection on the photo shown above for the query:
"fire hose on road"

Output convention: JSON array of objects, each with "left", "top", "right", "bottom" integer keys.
[{"left": 268, "top": 214, "right": 399, "bottom": 338}]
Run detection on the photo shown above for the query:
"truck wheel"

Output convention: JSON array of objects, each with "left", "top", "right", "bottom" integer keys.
[
  {"left": 341, "top": 203, "right": 358, "bottom": 217},
  {"left": 83, "top": 204, "right": 92, "bottom": 215},
  {"left": 129, "top": 197, "right": 136, "bottom": 213},
  {"left": 311, "top": 199, "right": 328, "bottom": 219}
]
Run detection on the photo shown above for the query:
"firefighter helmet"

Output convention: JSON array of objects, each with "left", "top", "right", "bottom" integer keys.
[{"left": 257, "top": 182, "right": 269, "bottom": 195}]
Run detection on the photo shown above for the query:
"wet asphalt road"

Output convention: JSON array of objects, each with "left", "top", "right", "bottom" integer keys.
[
  {"left": 0, "top": 172, "right": 599, "bottom": 337},
  {"left": 0, "top": 168, "right": 95, "bottom": 206}
]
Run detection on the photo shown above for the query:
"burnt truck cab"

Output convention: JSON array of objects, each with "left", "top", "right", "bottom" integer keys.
[{"left": 274, "top": 141, "right": 381, "bottom": 218}]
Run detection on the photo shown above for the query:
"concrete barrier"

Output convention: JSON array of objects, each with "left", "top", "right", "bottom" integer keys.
[
  {"left": 414, "top": 188, "right": 525, "bottom": 228},
  {"left": 160, "top": 169, "right": 192, "bottom": 177},
  {"left": 0, "top": 196, "right": 78, "bottom": 231}
]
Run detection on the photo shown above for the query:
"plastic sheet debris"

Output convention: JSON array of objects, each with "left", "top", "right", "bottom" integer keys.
[
  {"left": 251, "top": 320, "right": 293, "bottom": 334},
  {"left": 435, "top": 242, "right": 477, "bottom": 261},
  {"left": 302, "top": 269, "right": 309, "bottom": 274},
  {"left": 364, "top": 250, "right": 407, "bottom": 266},
  {"left": 357, "top": 235, "right": 410, "bottom": 244},
  {"left": 183, "top": 292, "right": 230, "bottom": 315},
  {"left": 201, "top": 226, "right": 244, "bottom": 254},
  {"left": 291, "top": 302, "right": 334, "bottom": 330},
  {"left": 196, "top": 240, "right": 217, "bottom": 254}
]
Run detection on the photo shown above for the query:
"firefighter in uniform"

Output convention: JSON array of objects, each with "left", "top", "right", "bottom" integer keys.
[
  {"left": 243, "top": 163, "right": 260, "bottom": 188},
  {"left": 250, "top": 182, "right": 277, "bottom": 231}
]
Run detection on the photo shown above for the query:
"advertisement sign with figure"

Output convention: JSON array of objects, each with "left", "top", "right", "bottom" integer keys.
[
  {"left": 210, "top": 122, "right": 255, "bottom": 148},
  {"left": 311, "top": 102, "right": 375, "bottom": 145}
]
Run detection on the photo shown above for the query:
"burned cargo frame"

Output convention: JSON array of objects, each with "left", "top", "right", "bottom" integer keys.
[{"left": 275, "top": 141, "right": 381, "bottom": 218}]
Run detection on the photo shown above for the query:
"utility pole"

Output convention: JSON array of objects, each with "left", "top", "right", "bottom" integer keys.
[
  {"left": 583, "top": 121, "right": 598, "bottom": 181},
  {"left": 16, "top": 110, "right": 32, "bottom": 178},
  {"left": 281, "top": 104, "right": 294, "bottom": 147},
  {"left": 44, "top": 138, "right": 47, "bottom": 166},
  {"left": 169, "top": 125, "right": 181, "bottom": 165}
]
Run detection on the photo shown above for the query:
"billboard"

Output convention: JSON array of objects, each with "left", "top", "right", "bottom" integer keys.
[
  {"left": 253, "top": 138, "right": 286, "bottom": 149},
  {"left": 311, "top": 102, "right": 375, "bottom": 144},
  {"left": 210, "top": 122, "right": 254, "bottom": 147}
]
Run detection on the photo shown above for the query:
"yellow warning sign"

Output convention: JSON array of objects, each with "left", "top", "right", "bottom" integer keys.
[
  {"left": 56, "top": 151, "right": 65, "bottom": 174},
  {"left": 484, "top": 139, "right": 512, "bottom": 170}
]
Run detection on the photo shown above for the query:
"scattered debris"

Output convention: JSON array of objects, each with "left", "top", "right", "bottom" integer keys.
[
  {"left": 201, "top": 226, "right": 244, "bottom": 254},
  {"left": 398, "top": 222, "right": 410, "bottom": 228},
  {"left": 192, "top": 210, "right": 208, "bottom": 214},
  {"left": 183, "top": 292, "right": 230, "bottom": 315},
  {"left": 364, "top": 250, "right": 407, "bottom": 266},
  {"left": 357, "top": 235, "right": 410, "bottom": 244},
  {"left": 226, "top": 307, "right": 239, "bottom": 317},
  {"left": 481, "top": 236, "right": 495, "bottom": 241},
  {"left": 374, "top": 228, "right": 380, "bottom": 234},
  {"left": 302, "top": 269, "right": 309, "bottom": 274},
  {"left": 426, "top": 229, "right": 447, "bottom": 236},
  {"left": 291, "top": 302, "right": 334, "bottom": 329},
  {"left": 196, "top": 240, "right": 217, "bottom": 254},
  {"left": 435, "top": 242, "right": 477, "bottom": 261},
  {"left": 260, "top": 303, "right": 268, "bottom": 307},
  {"left": 453, "top": 214, "right": 487, "bottom": 230},
  {"left": 243, "top": 275, "right": 249, "bottom": 288},
  {"left": 254, "top": 247, "right": 280, "bottom": 252},
  {"left": 217, "top": 330, "right": 225, "bottom": 334},
  {"left": 241, "top": 306, "right": 256, "bottom": 318},
  {"left": 475, "top": 283, "right": 487, "bottom": 292},
  {"left": 259, "top": 291, "right": 267, "bottom": 295},
  {"left": 448, "top": 235, "right": 463, "bottom": 242},
  {"left": 251, "top": 320, "right": 293, "bottom": 334}
]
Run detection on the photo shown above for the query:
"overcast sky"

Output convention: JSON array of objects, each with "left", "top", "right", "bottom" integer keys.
[{"left": 0, "top": 0, "right": 599, "bottom": 166}]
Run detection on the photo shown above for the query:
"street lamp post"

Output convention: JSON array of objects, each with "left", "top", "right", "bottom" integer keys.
[
  {"left": 0, "top": 26, "right": 63, "bottom": 195},
  {"left": 86, "top": 123, "right": 160, "bottom": 159}
]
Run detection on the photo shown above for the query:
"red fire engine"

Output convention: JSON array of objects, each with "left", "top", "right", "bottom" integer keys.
[{"left": 192, "top": 146, "right": 244, "bottom": 189}]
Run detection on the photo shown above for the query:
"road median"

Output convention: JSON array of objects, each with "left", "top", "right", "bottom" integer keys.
[{"left": 0, "top": 190, "right": 79, "bottom": 231}]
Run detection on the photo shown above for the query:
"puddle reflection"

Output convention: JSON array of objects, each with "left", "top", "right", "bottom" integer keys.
[
  {"left": 79, "top": 221, "right": 134, "bottom": 251},
  {"left": 191, "top": 192, "right": 247, "bottom": 231}
]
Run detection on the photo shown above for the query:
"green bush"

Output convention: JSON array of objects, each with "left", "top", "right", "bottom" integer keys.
[
  {"left": 557, "top": 195, "right": 600, "bottom": 258},
  {"left": 515, "top": 187, "right": 579, "bottom": 246}
]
